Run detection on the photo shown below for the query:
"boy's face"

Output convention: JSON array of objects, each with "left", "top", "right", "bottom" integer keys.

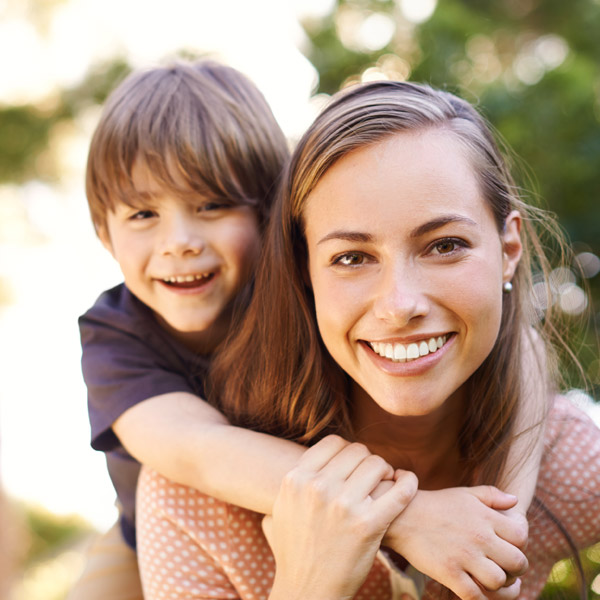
[{"left": 99, "top": 162, "right": 261, "bottom": 352}]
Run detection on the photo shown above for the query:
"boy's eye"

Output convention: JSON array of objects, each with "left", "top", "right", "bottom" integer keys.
[
  {"left": 130, "top": 210, "right": 157, "bottom": 220},
  {"left": 333, "top": 252, "right": 367, "bottom": 267},
  {"left": 198, "top": 200, "right": 231, "bottom": 212}
]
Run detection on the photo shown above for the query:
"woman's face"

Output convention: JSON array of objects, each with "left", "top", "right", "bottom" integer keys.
[{"left": 304, "top": 129, "right": 521, "bottom": 418}]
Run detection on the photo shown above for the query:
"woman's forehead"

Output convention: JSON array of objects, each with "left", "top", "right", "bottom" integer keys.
[{"left": 303, "top": 130, "right": 486, "bottom": 232}]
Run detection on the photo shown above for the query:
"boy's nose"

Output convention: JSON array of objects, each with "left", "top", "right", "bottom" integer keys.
[
  {"left": 372, "top": 264, "right": 429, "bottom": 326},
  {"left": 159, "top": 218, "right": 205, "bottom": 257}
]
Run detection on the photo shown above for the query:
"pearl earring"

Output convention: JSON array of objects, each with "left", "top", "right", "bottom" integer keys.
[{"left": 503, "top": 281, "right": 513, "bottom": 294}]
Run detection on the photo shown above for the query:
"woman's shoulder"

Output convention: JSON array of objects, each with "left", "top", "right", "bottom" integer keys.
[
  {"left": 546, "top": 393, "right": 600, "bottom": 443},
  {"left": 137, "top": 466, "right": 277, "bottom": 599},
  {"left": 137, "top": 466, "right": 266, "bottom": 535}
]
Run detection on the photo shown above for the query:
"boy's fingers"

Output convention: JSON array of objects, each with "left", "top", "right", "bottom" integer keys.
[
  {"left": 494, "top": 511, "right": 529, "bottom": 551},
  {"left": 483, "top": 577, "right": 522, "bottom": 600},
  {"left": 371, "top": 470, "right": 418, "bottom": 519},
  {"left": 469, "top": 486, "right": 518, "bottom": 511},
  {"left": 321, "top": 443, "right": 394, "bottom": 483},
  {"left": 340, "top": 454, "right": 397, "bottom": 500},
  {"left": 297, "top": 435, "right": 350, "bottom": 472},
  {"left": 447, "top": 573, "right": 488, "bottom": 600}
]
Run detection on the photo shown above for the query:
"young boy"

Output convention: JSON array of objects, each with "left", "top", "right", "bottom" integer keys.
[
  {"left": 71, "top": 60, "right": 544, "bottom": 600},
  {"left": 69, "top": 60, "right": 301, "bottom": 599}
]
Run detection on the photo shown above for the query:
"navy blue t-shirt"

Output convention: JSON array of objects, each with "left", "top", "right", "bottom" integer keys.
[{"left": 79, "top": 284, "right": 209, "bottom": 549}]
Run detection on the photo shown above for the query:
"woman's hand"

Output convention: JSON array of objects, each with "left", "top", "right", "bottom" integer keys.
[
  {"left": 384, "top": 486, "right": 529, "bottom": 600},
  {"left": 263, "top": 435, "right": 418, "bottom": 600}
]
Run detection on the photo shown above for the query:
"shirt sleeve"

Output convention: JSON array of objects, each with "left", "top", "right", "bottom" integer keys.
[{"left": 80, "top": 288, "right": 197, "bottom": 452}]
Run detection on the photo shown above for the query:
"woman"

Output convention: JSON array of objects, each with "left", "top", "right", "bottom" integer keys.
[{"left": 137, "top": 81, "right": 600, "bottom": 599}]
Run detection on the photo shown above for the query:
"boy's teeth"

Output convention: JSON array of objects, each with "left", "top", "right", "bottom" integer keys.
[
  {"left": 369, "top": 336, "right": 448, "bottom": 363},
  {"left": 164, "top": 273, "right": 210, "bottom": 283}
]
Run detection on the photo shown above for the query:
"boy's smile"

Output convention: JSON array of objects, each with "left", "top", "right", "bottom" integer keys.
[{"left": 99, "top": 162, "right": 261, "bottom": 353}]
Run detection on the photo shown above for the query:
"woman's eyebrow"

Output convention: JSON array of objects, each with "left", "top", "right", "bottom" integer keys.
[
  {"left": 316, "top": 215, "right": 477, "bottom": 245},
  {"left": 317, "top": 231, "right": 374, "bottom": 245},
  {"left": 410, "top": 215, "right": 477, "bottom": 238}
]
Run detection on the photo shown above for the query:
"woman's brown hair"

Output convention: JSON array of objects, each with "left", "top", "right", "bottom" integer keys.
[{"left": 209, "top": 80, "right": 569, "bottom": 488}]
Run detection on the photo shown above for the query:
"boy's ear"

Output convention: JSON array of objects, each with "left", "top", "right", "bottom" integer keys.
[
  {"left": 97, "top": 225, "right": 115, "bottom": 258},
  {"left": 501, "top": 210, "right": 522, "bottom": 283}
]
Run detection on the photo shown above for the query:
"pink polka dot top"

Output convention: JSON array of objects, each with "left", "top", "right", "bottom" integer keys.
[{"left": 137, "top": 396, "right": 600, "bottom": 599}]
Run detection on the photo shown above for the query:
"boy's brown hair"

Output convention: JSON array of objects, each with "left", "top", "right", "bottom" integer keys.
[{"left": 86, "top": 59, "right": 289, "bottom": 233}]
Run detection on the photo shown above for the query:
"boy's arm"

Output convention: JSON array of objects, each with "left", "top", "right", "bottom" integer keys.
[
  {"left": 383, "top": 487, "right": 527, "bottom": 600},
  {"left": 113, "top": 391, "right": 305, "bottom": 515}
]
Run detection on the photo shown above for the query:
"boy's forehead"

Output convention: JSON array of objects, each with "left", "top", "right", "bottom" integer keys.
[
  {"left": 131, "top": 159, "right": 178, "bottom": 194},
  {"left": 129, "top": 156, "right": 201, "bottom": 199}
]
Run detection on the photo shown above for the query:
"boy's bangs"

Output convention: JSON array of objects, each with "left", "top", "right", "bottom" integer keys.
[{"left": 115, "top": 145, "right": 259, "bottom": 212}]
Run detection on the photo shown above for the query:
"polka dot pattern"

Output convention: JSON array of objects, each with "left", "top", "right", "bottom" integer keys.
[
  {"left": 137, "top": 470, "right": 403, "bottom": 599},
  {"left": 137, "top": 396, "right": 600, "bottom": 600},
  {"left": 422, "top": 396, "right": 600, "bottom": 600}
]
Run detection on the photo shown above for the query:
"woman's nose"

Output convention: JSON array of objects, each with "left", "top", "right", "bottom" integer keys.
[{"left": 372, "top": 265, "right": 429, "bottom": 326}]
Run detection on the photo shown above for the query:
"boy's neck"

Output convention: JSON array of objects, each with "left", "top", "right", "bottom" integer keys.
[{"left": 153, "top": 311, "right": 229, "bottom": 355}]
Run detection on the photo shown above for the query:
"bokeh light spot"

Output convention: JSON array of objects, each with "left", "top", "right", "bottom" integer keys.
[
  {"left": 559, "top": 284, "right": 588, "bottom": 315},
  {"left": 576, "top": 252, "right": 600, "bottom": 279},
  {"left": 398, "top": 0, "right": 437, "bottom": 24}
]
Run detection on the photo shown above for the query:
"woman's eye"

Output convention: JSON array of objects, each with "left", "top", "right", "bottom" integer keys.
[
  {"left": 334, "top": 253, "right": 366, "bottom": 266},
  {"left": 430, "top": 238, "right": 467, "bottom": 255},
  {"left": 435, "top": 240, "right": 456, "bottom": 254}
]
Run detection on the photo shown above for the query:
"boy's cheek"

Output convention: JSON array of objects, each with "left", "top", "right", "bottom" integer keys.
[{"left": 97, "top": 225, "right": 116, "bottom": 257}]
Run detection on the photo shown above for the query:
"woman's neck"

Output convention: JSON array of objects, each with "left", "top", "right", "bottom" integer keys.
[{"left": 350, "top": 385, "right": 466, "bottom": 490}]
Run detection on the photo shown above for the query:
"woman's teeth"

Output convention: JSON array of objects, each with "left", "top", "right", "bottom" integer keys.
[{"left": 369, "top": 335, "right": 448, "bottom": 363}]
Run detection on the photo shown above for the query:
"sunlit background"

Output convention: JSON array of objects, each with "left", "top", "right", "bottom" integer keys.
[{"left": 1, "top": 0, "right": 598, "bottom": 598}]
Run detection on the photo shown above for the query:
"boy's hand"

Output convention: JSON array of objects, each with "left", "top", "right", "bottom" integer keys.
[
  {"left": 384, "top": 487, "right": 529, "bottom": 600},
  {"left": 262, "top": 435, "right": 418, "bottom": 600}
]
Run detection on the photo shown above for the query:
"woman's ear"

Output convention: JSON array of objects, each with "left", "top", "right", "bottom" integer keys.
[{"left": 501, "top": 210, "right": 522, "bottom": 283}]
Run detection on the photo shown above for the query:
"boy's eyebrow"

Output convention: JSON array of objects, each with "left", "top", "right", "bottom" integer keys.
[{"left": 123, "top": 191, "right": 159, "bottom": 206}]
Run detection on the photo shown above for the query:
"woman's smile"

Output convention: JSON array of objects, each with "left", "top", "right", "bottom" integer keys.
[{"left": 360, "top": 334, "right": 456, "bottom": 378}]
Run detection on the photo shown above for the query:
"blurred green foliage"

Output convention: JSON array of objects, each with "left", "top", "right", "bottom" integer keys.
[
  {"left": 11, "top": 502, "right": 95, "bottom": 600},
  {"left": 0, "top": 58, "right": 130, "bottom": 184},
  {"left": 23, "top": 503, "right": 93, "bottom": 564}
]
